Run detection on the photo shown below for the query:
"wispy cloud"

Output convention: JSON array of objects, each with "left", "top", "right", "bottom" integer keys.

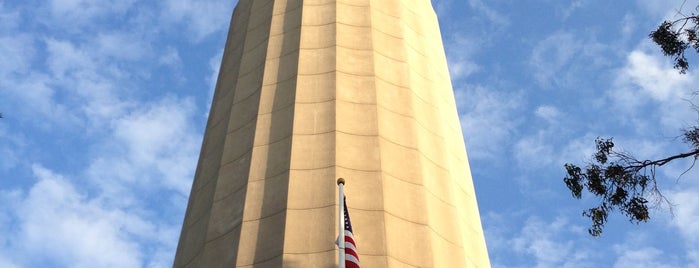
[
  {"left": 0, "top": 1, "right": 210, "bottom": 266},
  {"left": 444, "top": 33, "right": 481, "bottom": 81},
  {"left": 535, "top": 105, "right": 561, "bottom": 123},
  {"left": 612, "top": 233, "right": 681, "bottom": 268},
  {"left": 667, "top": 183, "right": 699, "bottom": 261},
  {"left": 42, "top": 0, "right": 137, "bottom": 29},
  {"left": 0, "top": 34, "right": 33, "bottom": 75},
  {"left": 6, "top": 165, "right": 144, "bottom": 267},
  {"left": 486, "top": 214, "right": 595, "bottom": 268},
  {"left": 511, "top": 105, "right": 586, "bottom": 171},
  {"left": 670, "top": 190, "right": 699, "bottom": 232},
  {"left": 456, "top": 84, "right": 523, "bottom": 160},
  {"left": 0, "top": 97, "right": 199, "bottom": 267},
  {"left": 161, "top": 0, "right": 236, "bottom": 41},
  {"left": 466, "top": 0, "right": 509, "bottom": 28},
  {"left": 107, "top": 97, "right": 200, "bottom": 195},
  {"left": 617, "top": 50, "right": 691, "bottom": 102},
  {"left": 636, "top": 0, "right": 695, "bottom": 19},
  {"left": 610, "top": 47, "right": 698, "bottom": 135},
  {"left": 529, "top": 31, "right": 610, "bottom": 89},
  {"left": 557, "top": 0, "right": 588, "bottom": 20},
  {"left": 159, "top": 46, "right": 183, "bottom": 68}
]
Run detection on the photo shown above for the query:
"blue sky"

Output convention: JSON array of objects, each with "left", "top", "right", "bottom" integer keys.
[{"left": 1, "top": 0, "right": 699, "bottom": 267}]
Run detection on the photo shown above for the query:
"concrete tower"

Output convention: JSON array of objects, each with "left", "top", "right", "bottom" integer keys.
[{"left": 174, "top": 0, "right": 490, "bottom": 267}]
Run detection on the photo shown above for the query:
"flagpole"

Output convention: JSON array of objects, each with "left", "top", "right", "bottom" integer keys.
[{"left": 337, "top": 178, "right": 346, "bottom": 268}]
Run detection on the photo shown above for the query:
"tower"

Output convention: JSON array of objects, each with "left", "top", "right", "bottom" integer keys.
[{"left": 173, "top": 0, "right": 490, "bottom": 267}]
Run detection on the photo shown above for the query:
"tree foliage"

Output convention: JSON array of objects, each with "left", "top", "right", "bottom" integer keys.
[
  {"left": 564, "top": 137, "right": 699, "bottom": 236},
  {"left": 564, "top": 9, "right": 699, "bottom": 237},
  {"left": 649, "top": 13, "right": 699, "bottom": 73}
]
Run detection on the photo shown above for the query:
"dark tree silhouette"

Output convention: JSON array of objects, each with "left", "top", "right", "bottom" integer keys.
[
  {"left": 650, "top": 14, "right": 699, "bottom": 73},
  {"left": 564, "top": 7, "right": 699, "bottom": 237}
]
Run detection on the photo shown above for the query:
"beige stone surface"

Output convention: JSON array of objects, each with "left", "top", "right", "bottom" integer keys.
[{"left": 174, "top": 0, "right": 491, "bottom": 267}]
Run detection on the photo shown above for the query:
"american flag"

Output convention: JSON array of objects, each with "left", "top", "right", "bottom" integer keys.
[{"left": 344, "top": 197, "right": 360, "bottom": 268}]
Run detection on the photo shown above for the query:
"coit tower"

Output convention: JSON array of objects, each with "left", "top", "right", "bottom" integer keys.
[{"left": 174, "top": 0, "right": 491, "bottom": 267}]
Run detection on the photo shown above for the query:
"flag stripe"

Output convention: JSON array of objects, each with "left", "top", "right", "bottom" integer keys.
[
  {"left": 345, "top": 255, "right": 361, "bottom": 268},
  {"left": 345, "top": 242, "right": 357, "bottom": 253},
  {"left": 343, "top": 197, "right": 360, "bottom": 268}
]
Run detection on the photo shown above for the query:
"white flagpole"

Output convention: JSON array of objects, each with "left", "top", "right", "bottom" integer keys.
[{"left": 337, "top": 178, "right": 346, "bottom": 268}]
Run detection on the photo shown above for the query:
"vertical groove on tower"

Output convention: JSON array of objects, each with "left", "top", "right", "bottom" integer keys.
[
  {"left": 283, "top": 0, "right": 338, "bottom": 265},
  {"left": 229, "top": 0, "right": 304, "bottom": 266},
  {"left": 336, "top": 0, "right": 388, "bottom": 266},
  {"left": 206, "top": 0, "right": 276, "bottom": 265},
  {"left": 173, "top": 0, "right": 258, "bottom": 266}
]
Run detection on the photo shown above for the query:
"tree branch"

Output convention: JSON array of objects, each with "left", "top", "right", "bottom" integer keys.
[{"left": 624, "top": 149, "right": 699, "bottom": 169}]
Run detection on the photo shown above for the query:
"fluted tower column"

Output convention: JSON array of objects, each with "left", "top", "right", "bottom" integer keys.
[{"left": 174, "top": 0, "right": 490, "bottom": 267}]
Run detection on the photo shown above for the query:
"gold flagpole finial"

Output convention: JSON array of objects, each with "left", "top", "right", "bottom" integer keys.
[{"left": 337, "top": 178, "right": 345, "bottom": 185}]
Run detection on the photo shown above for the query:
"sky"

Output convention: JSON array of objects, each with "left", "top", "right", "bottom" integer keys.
[{"left": 1, "top": 0, "right": 699, "bottom": 267}]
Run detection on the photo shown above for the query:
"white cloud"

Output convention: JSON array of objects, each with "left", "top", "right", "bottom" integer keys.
[
  {"left": 668, "top": 187, "right": 699, "bottom": 244},
  {"left": 529, "top": 31, "right": 609, "bottom": 89},
  {"left": 76, "top": 97, "right": 201, "bottom": 208},
  {"left": 0, "top": 2, "right": 20, "bottom": 31},
  {"left": 466, "top": 0, "right": 509, "bottom": 28},
  {"left": 636, "top": 0, "right": 696, "bottom": 18},
  {"left": 42, "top": 38, "right": 131, "bottom": 126},
  {"left": 110, "top": 97, "right": 200, "bottom": 194},
  {"left": 45, "top": 38, "right": 94, "bottom": 79},
  {"left": 0, "top": 161, "right": 186, "bottom": 267},
  {"left": 0, "top": 4, "right": 203, "bottom": 266},
  {"left": 9, "top": 165, "right": 144, "bottom": 267},
  {"left": 620, "top": 14, "right": 636, "bottom": 41},
  {"left": 0, "top": 1, "right": 215, "bottom": 267},
  {"left": 456, "top": 85, "right": 522, "bottom": 160},
  {"left": 486, "top": 211, "right": 697, "bottom": 267},
  {"left": 0, "top": 35, "right": 34, "bottom": 76},
  {"left": 535, "top": 105, "right": 561, "bottom": 122},
  {"left": 161, "top": 0, "right": 236, "bottom": 41},
  {"left": 512, "top": 217, "right": 573, "bottom": 266},
  {"left": 94, "top": 32, "right": 149, "bottom": 61},
  {"left": 159, "top": 46, "right": 183, "bottom": 67},
  {"left": 619, "top": 50, "right": 690, "bottom": 102},
  {"left": 514, "top": 132, "right": 557, "bottom": 169},
  {"left": 115, "top": 99, "right": 191, "bottom": 163},
  {"left": 689, "top": 251, "right": 699, "bottom": 268},
  {"left": 613, "top": 244, "right": 678, "bottom": 268},
  {"left": 38, "top": 34, "right": 172, "bottom": 129},
  {"left": 530, "top": 32, "right": 578, "bottom": 88},
  {"left": 444, "top": 34, "right": 481, "bottom": 81},
  {"left": 488, "top": 215, "right": 594, "bottom": 268},
  {"left": 611, "top": 48, "right": 698, "bottom": 133},
  {"left": 0, "top": 122, "right": 27, "bottom": 171},
  {"left": 0, "top": 258, "right": 19, "bottom": 268},
  {"left": 511, "top": 105, "right": 580, "bottom": 171},
  {"left": 557, "top": 0, "right": 587, "bottom": 20},
  {"left": 4, "top": 73, "right": 80, "bottom": 127},
  {"left": 46, "top": 0, "right": 136, "bottom": 26}
]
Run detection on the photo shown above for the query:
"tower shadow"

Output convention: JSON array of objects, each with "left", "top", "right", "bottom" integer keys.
[{"left": 251, "top": 0, "right": 302, "bottom": 266}]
